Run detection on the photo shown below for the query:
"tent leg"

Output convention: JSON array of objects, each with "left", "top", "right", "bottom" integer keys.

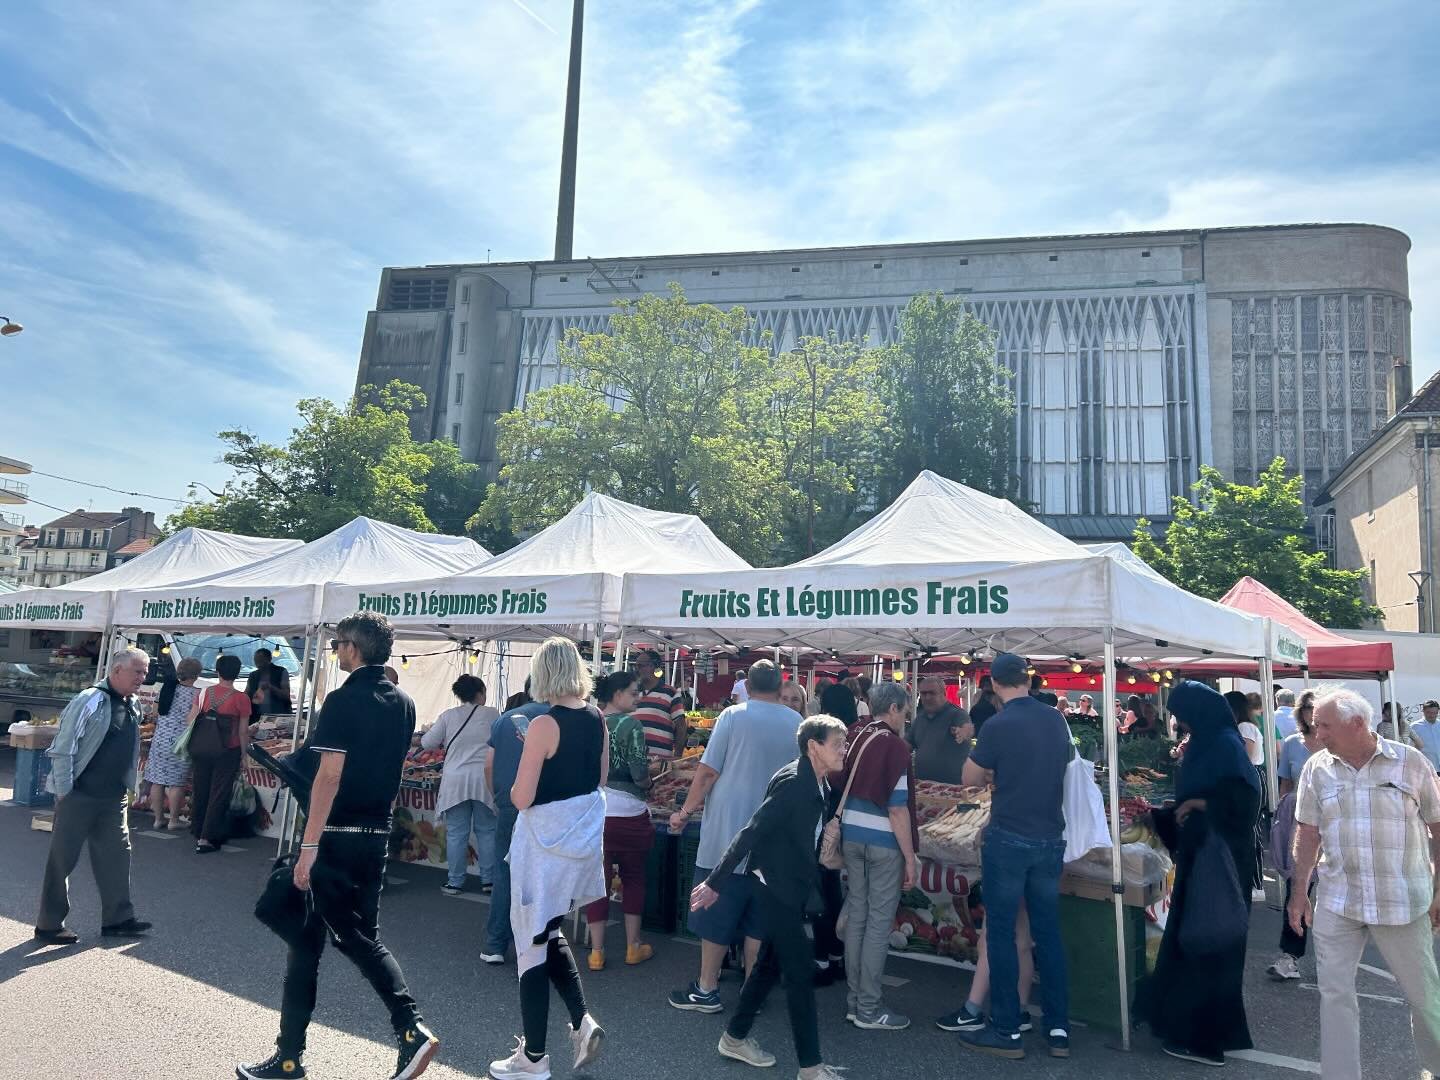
[
  {"left": 591, "top": 625, "right": 603, "bottom": 677},
  {"left": 278, "top": 628, "right": 323, "bottom": 858},
  {"left": 1382, "top": 672, "right": 1402, "bottom": 741},
  {"left": 1103, "top": 630, "right": 1131, "bottom": 1049},
  {"left": 1259, "top": 652, "right": 1277, "bottom": 813}
]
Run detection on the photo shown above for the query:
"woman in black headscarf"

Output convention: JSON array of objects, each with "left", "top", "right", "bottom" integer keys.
[{"left": 1135, "top": 680, "right": 1262, "bottom": 1067}]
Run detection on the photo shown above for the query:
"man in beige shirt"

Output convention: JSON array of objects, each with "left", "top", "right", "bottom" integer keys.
[{"left": 1290, "top": 688, "right": 1440, "bottom": 1080}]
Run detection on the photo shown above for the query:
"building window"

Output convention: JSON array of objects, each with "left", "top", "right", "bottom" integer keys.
[
  {"left": 458, "top": 321, "right": 468, "bottom": 354},
  {"left": 451, "top": 424, "right": 462, "bottom": 443},
  {"left": 44, "top": 530, "right": 56, "bottom": 546},
  {"left": 18, "top": 556, "right": 27, "bottom": 570},
  {"left": 90, "top": 552, "right": 101, "bottom": 567},
  {"left": 455, "top": 372, "right": 465, "bottom": 405},
  {"left": 66, "top": 529, "right": 82, "bottom": 546},
  {"left": 461, "top": 284, "right": 471, "bottom": 305},
  {"left": 385, "top": 276, "right": 450, "bottom": 311}
]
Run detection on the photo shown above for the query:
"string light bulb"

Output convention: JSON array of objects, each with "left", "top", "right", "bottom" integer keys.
[
  {"left": 1126, "top": 674, "right": 1137, "bottom": 685},
  {"left": 1151, "top": 672, "right": 1163, "bottom": 684},
  {"left": 1070, "top": 661, "right": 1082, "bottom": 673},
  {"left": 467, "top": 650, "right": 478, "bottom": 666},
  {"left": 1041, "top": 678, "right": 1050, "bottom": 688},
  {"left": 401, "top": 656, "right": 410, "bottom": 670},
  {"left": 1026, "top": 667, "right": 1036, "bottom": 677},
  {"left": 160, "top": 645, "right": 170, "bottom": 656},
  {"left": 1088, "top": 677, "right": 1098, "bottom": 687},
  {"left": 892, "top": 670, "right": 905, "bottom": 683},
  {"left": 959, "top": 653, "right": 971, "bottom": 665},
  {"left": 1163, "top": 669, "right": 1174, "bottom": 680}
]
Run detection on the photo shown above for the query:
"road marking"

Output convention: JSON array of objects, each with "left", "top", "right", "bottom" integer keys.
[
  {"left": 1358, "top": 962, "right": 1397, "bottom": 983},
  {"left": 1299, "top": 982, "right": 1406, "bottom": 1005},
  {"left": 1228, "top": 1049, "right": 1321, "bottom": 1073},
  {"left": 137, "top": 830, "right": 178, "bottom": 840},
  {"left": 880, "top": 975, "right": 909, "bottom": 987}
]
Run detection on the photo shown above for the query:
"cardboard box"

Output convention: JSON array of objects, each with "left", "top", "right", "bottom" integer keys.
[
  {"left": 1059, "top": 871, "right": 1163, "bottom": 908},
  {"left": 8, "top": 726, "right": 58, "bottom": 750}
]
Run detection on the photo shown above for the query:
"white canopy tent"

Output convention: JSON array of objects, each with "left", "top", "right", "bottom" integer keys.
[
  {"left": 618, "top": 471, "right": 1275, "bottom": 1046},
  {"left": 318, "top": 492, "right": 750, "bottom": 644},
  {"left": 0, "top": 528, "right": 302, "bottom": 632},
  {"left": 112, "top": 517, "right": 490, "bottom": 635}
]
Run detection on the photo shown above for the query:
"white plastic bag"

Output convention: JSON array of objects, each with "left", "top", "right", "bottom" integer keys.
[{"left": 1062, "top": 753, "right": 1112, "bottom": 863}]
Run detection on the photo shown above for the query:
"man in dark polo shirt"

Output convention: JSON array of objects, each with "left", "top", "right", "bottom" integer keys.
[
  {"left": 239, "top": 612, "right": 439, "bottom": 1080},
  {"left": 949, "top": 652, "right": 1072, "bottom": 1061},
  {"left": 908, "top": 677, "right": 973, "bottom": 784}
]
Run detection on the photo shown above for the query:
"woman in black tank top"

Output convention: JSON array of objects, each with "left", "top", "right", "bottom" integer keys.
[
  {"left": 495, "top": 638, "right": 610, "bottom": 1079},
  {"left": 532, "top": 702, "right": 604, "bottom": 806}
]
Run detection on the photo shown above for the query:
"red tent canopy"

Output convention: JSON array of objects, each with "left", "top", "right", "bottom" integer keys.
[{"left": 1214, "top": 576, "right": 1394, "bottom": 678}]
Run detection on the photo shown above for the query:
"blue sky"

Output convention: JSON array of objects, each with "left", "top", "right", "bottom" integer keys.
[{"left": 2, "top": 0, "right": 1438, "bottom": 527}]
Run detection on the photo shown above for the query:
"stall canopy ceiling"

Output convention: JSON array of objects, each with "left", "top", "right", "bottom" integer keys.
[
  {"left": 319, "top": 491, "right": 750, "bottom": 639},
  {"left": 112, "top": 517, "right": 490, "bottom": 633},
  {"left": 0, "top": 528, "right": 301, "bottom": 631},
  {"left": 620, "top": 471, "right": 1270, "bottom": 661},
  {"left": 1217, "top": 576, "right": 1392, "bottom": 676}
]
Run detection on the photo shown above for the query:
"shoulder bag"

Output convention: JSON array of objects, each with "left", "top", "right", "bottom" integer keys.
[
  {"left": 1178, "top": 825, "right": 1248, "bottom": 956},
  {"left": 189, "top": 687, "right": 240, "bottom": 759},
  {"left": 818, "top": 723, "right": 881, "bottom": 870}
]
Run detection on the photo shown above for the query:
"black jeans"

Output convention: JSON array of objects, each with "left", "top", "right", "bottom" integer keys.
[
  {"left": 811, "top": 866, "right": 845, "bottom": 963},
  {"left": 1280, "top": 877, "right": 1314, "bottom": 959},
  {"left": 279, "top": 832, "right": 421, "bottom": 1055},
  {"left": 727, "top": 883, "right": 822, "bottom": 1070}
]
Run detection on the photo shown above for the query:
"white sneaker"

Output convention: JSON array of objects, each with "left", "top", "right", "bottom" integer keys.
[
  {"left": 490, "top": 1037, "right": 550, "bottom": 1079},
  {"left": 1268, "top": 954, "right": 1301, "bottom": 981},
  {"left": 480, "top": 952, "right": 506, "bottom": 965},
  {"left": 798, "top": 1066, "right": 847, "bottom": 1080},
  {"left": 571, "top": 1013, "right": 604, "bottom": 1070},
  {"left": 719, "top": 1032, "right": 777, "bottom": 1067}
]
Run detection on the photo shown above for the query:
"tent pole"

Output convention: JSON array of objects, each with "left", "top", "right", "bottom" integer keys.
[
  {"left": 1259, "top": 645, "right": 1277, "bottom": 814},
  {"left": 1382, "top": 672, "right": 1402, "bottom": 741},
  {"left": 1301, "top": 665, "right": 1312, "bottom": 691},
  {"left": 1102, "top": 628, "right": 1131, "bottom": 1049},
  {"left": 590, "top": 625, "right": 602, "bottom": 677}
]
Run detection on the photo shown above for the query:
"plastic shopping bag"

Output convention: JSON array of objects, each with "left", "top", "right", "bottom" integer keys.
[{"left": 1062, "top": 752, "right": 1112, "bottom": 863}]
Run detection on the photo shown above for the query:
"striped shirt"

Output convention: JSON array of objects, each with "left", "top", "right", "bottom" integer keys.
[
  {"left": 841, "top": 773, "right": 909, "bottom": 849},
  {"left": 634, "top": 683, "right": 684, "bottom": 759},
  {"left": 1296, "top": 737, "right": 1440, "bottom": 926}
]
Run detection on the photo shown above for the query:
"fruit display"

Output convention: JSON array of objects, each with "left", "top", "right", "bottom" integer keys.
[
  {"left": 403, "top": 746, "right": 445, "bottom": 784},
  {"left": 917, "top": 788, "right": 991, "bottom": 866},
  {"left": 647, "top": 755, "right": 701, "bottom": 811}
]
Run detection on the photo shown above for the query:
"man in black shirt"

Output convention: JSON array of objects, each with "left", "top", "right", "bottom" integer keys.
[
  {"left": 239, "top": 612, "right": 439, "bottom": 1080},
  {"left": 968, "top": 675, "right": 999, "bottom": 736},
  {"left": 245, "top": 647, "right": 293, "bottom": 716},
  {"left": 947, "top": 652, "right": 1072, "bottom": 1061}
]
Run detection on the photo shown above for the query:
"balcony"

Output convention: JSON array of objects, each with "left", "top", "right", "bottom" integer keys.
[
  {"left": 0, "top": 510, "right": 21, "bottom": 528},
  {"left": 0, "top": 477, "right": 28, "bottom": 505}
]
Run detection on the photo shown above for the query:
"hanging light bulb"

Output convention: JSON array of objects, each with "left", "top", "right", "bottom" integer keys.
[
  {"left": 401, "top": 656, "right": 410, "bottom": 670},
  {"left": 1070, "top": 661, "right": 1082, "bottom": 673},
  {"left": 160, "top": 645, "right": 171, "bottom": 656},
  {"left": 1126, "top": 674, "right": 1137, "bottom": 684},
  {"left": 1163, "top": 669, "right": 1174, "bottom": 680},
  {"left": 892, "top": 670, "right": 905, "bottom": 683},
  {"left": 1041, "top": 678, "right": 1050, "bottom": 688},
  {"left": 1088, "top": 676, "right": 1098, "bottom": 687},
  {"left": 1025, "top": 667, "right": 1036, "bottom": 677},
  {"left": 467, "top": 650, "right": 479, "bottom": 666},
  {"left": 1151, "top": 672, "right": 1163, "bottom": 684},
  {"left": 959, "top": 653, "right": 972, "bottom": 665}
]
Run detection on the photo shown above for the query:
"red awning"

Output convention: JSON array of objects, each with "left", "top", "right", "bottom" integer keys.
[{"left": 1211, "top": 577, "right": 1394, "bottom": 677}]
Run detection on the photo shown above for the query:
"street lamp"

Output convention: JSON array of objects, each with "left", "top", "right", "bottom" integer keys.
[
  {"left": 1408, "top": 570, "right": 1432, "bottom": 633},
  {"left": 0, "top": 316, "right": 22, "bottom": 337}
]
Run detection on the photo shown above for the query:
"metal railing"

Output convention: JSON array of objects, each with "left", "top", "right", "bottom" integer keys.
[{"left": 0, "top": 478, "right": 28, "bottom": 497}]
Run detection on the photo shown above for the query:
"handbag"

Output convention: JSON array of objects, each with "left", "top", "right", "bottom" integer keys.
[
  {"left": 1178, "top": 826, "right": 1248, "bottom": 956},
  {"left": 1061, "top": 750, "right": 1112, "bottom": 863},
  {"left": 189, "top": 687, "right": 239, "bottom": 758},
  {"left": 229, "top": 773, "right": 259, "bottom": 817},
  {"left": 818, "top": 723, "right": 881, "bottom": 870},
  {"left": 254, "top": 853, "right": 318, "bottom": 950}
]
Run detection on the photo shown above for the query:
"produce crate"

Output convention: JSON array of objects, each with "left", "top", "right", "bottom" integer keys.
[
  {"left": 1058, "top": 893, "right": 1148, "bottom": 1032},
  {"left": 13, "top": 746, "right": 55, "bottom": 807},
  {"left": 673, "top": 822, "right": 704, "bottom": 940},
  {"left": 9, "top": 725, "right": 57, "bottom": 750},
  {"left": 642, "top": 826, "right": 679, "bottom": 934}
]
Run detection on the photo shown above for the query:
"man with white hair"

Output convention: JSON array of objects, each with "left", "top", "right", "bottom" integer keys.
[
  {"left": 34, "top": 645, "right": 154, "bottom": 944},
  {"left": 1272, "top": 689, "right": 1298, "bottom": 739},
  {"left": 1289, "top": 688, "right": 1440, "bottom": 1079}
]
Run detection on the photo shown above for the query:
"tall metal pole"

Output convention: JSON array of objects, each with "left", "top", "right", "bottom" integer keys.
[
  {"left": 553, "top": 0, "right": 585, "bottom": 262},
  {"left": 1102, "top": 629, "right": 1131, "bottom": 1049}
]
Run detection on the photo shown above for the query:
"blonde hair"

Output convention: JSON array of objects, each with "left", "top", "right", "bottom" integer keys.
[{"left": 530, "top": 636, "right": 592, "bottom": 703}]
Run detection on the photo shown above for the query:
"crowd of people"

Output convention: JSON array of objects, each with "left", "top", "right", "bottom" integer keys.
[{"left": 24, "top": 615, "right": 1440, "bottom": 1080}]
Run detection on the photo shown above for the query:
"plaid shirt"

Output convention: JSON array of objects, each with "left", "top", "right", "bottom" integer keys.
[{"left": 1296, "top": 736, "right": 1440, "bottom": 925}]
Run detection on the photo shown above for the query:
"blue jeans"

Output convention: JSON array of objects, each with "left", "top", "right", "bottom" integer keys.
[
  {"left": 485, "top": 803, "right": 518, "bottom": 955},
  {"left": 980, "top": 826, "right": 1068, "bottom": 1035},
  {"left": 444, "top": 800, "right": 497, "bottom": 888}
]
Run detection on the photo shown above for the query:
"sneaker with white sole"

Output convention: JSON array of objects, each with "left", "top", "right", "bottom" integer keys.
[
  {"left": 718, "top": 1032, "right": 776, "bottom": 1067},
  {"left": 1268, "top": 954, "right": 1301, "bottom": 981},
  {"left": 853, "top": 1009, "right": 910, "bottom": 1030},
  {"left": 571, "top": 1014, "right": 604, "bottom": 1070},
  {"left": 392, "top": 1021, "right": 439, "bottom": 1080},
  {"left": 236, "top": 1050, "right": 306, "bottom": 1078},
  {"left": 935, "top": 1004, "right": 986, "bottom": 1032},
  {"left": 490, "top": 1037, "right": 551, "bottom": 1079},
  {"left": 797, "top": 1065, "right": 847, "bottom": 1080},
  {"left": 668, "top": 981, "right": 724, "bottom": 1013}
]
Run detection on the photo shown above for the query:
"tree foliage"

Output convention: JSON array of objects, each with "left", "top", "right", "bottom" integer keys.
[
  {"left": 1132, "top": 458, "right": 1380, "bottom": 628},
  {"left": 474, "top": 286, "right": 891, "bottom": 565},
  {"left": 876, "top": 292, "right": 1017, "bottom": 503},
  {"left": 165, "top": 381, "right": 484, "bottom": 542}
]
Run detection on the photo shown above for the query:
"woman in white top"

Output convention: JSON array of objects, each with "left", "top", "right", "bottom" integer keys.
[{"left": 424, "top": 673, "right": 500, "bottom": 895}]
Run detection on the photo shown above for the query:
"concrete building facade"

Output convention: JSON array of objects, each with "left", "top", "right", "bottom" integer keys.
[
  {"left": 1317, "top": 368, "right": 1440, "bottom": 632},
  {"left": 356, "top": 223, "right": 1411, "bottom": 540}
]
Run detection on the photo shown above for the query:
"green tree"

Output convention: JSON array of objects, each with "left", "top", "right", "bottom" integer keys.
[
  {"left": 1133, "top": 457, "right": 1380, "bottom": 628},
  {"left": 165, "top": 381, "right": 482, "bottom": 541},
  {"left": 876, "top": 292, "right": 1017, "bottom": 502},
  {"left": 766, "top": 335, "right": 890, "bottom": 560},
  {"left": 475, "top": 286, "right": 788, "bottom": 564}
]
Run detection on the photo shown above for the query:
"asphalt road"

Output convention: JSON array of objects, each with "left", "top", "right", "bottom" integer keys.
[{"left": 0, "top": 749, "right": 1432, "bottom": 1080}]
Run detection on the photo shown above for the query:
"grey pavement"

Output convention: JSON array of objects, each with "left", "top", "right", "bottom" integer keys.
[{"left": 0, "top": 748, "right": 1431, "bottom": 1079}]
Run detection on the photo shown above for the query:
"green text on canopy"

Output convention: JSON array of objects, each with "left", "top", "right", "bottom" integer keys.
[
  {"left": 354, "top": 588, "right": 549, "bottom": 619},
  {"left": 139, "top": 596, "right": 277, "bottom": 622},
  {"left": 677, "top": 580, "right": 1010, "bottom": 621},
  {"left": 0, "top": 600, "right": 87, "bottom": 623}
]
